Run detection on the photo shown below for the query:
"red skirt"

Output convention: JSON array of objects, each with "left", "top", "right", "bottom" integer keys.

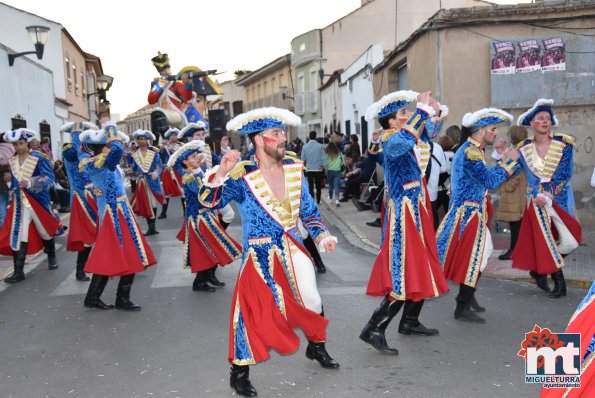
[
  {"left": 443, "top": 200, "right": 493, "bottom": 287},
  {"left": 229, "top": 250, "right": 328, "bottom": 365},
  {"left": 0, "top": 193, "right": 60, "bottom": 256},
  {"left": 367, "top": 198, "right": 449, "bottom": 301},
  {"left": 84, "top": 206, "right": 156, "bottom": 276},
  {"left": 512, "top": 200, "right": 582, "bottom": 275},
  {"left": 130, "top": 178, "right": 165, "bottom": 219},
  {"left": 66, "top": 192, "right": 98, "bottom": 252},
  {"left": 162, "top": 168, "right": 183, "bottom": 197}
]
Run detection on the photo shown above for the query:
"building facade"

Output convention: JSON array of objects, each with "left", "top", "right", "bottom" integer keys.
[{"left": 372, "top": 0, "right": 595, "bottom": 226}]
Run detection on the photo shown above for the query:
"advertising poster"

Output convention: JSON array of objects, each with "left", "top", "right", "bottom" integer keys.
[
  {"left": 491, "top": 40, "right": 516, "bottom": 74},
  {"left": 541, "top": 37, "right": 566, "bottom": 71},
  {"left": 516, "top": 39, "right": 542, "bottom": 73}
]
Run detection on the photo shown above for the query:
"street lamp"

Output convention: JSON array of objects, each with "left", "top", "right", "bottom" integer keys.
[
  {"left": 280, "top": 85, "right": 293, "bottom": 100},
  {"left": 8, "top": 25, "right": 50, "bottom": 67},
  {"left": 87, "top": 75, "right": 114, "bottom": 101}
]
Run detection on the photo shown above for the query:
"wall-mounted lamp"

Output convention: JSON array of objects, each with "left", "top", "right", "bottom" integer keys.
[
  {"left": 8, "top": 25, "right": 50, "bottom": 67},
  {"left": 280, "top": 85, "right": 294, "bottom": 100},
  {"left": 87, "top": 75, "right": 114, "bottom": 101}
]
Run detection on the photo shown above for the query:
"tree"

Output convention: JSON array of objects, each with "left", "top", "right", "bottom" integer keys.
[{"left": 234, "top": 69, "right": 252, "bottom": 78}]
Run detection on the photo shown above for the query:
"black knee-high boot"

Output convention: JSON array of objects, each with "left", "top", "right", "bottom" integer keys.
[
  {"left": 5, "top": 242, "right": 28, "bottom": 284},
  {"left": 529, "top": 270, "right": 550, "bottom": 292},
  {"left": 115, "top": 274, "right": 141, "bottom": 311},
  {"left": 398, "top": 300, "right": 439, "bottom": 336},
  {"left": 303, "top": 234, "right": 326, "bottom": 273},
  {"left": 454, "top": 284, "right": 485, "bottom": 323},
  {"left": 180, "top": 197, "right": 186, "bottom": 213},
  {"left": 44, "top": 239, "right": 59, "bottom": 270},
  {"left": 220, "top": 220, "right": 230, "bottom": 230},
  {"left": 158, "top": 198, "right": 169, "bottom": 219},
  {"left": 192, "top": 270, "right": 216, "bottom": 292},
  {"left": 359, "top": 297, "right": 404, "bottom": 354},
  {"left": 84, "top": 274, "right": 113, "bottom": 309},
  {"left": 207, "top": 266, "right": 225, "bottom": 287},
  {"left": 230, "top": 364, "right": 257, "bottom": 397},
  {"left": 75, "top": 246, "right": 92, "bottom": 281},
  {"left": 549, "top": 270, "right": 566, "bottom": 298}
]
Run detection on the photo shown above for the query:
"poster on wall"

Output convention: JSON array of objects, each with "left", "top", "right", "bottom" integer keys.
[
  {"left": 516, "top": 39, "right": 542, "bottom": 73},
  {"left": 491, "top": 40, "right": 516, "bottom": 74},
  {"left": 541, "top": 37, "right": 566, "bottom": 71}
]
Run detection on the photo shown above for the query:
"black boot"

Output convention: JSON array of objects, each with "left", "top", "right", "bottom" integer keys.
[
  {"left": 548, "top": 271, "right": 567, "bottom": 298},
  {"left": 529, "top": 271, "right": 550, "bottom": 293},
  {"left": 158, "top": 199, "right": 169, "bottom": 219},
  {"left": 144, "top": 218, "right": 159, "bottom": 236},
  {"left": 303, "top": 234, "right": 326, "bottom": 273},
  {"left": 398, "top": 300, "right": 439, "bottom": 336},
  {"left": 75, "top": 247, "right": 92, "bottom": 281},
  {"left": 359, "top": 297, "right": 403, "bottom": 355},
  {"left": 230, "top": 364, "right": 257, "bottom": 397},
  {"left": 192, "top": 271, "right": 216, "bottom": 292},
  {"left": 305, "top": 341, "right": 340, "bottom": 368},
  {"left": 469, "top": 296, "right": 486, "bottom": 312},
  {"left": 180, "top": 198, "right": 186, "bottom": 213},
  {"left": 454, "top": 284, "right": 485, "bottom": 323},
  {"left": 44, "top": 239, "right": 59, "bottom": 270},
  {"left": 5, "top": 242, "right": 28, "bottom": 284},
  {"left": 207, "top": 266, "right": 225, "bottom": 287},
  {"left": 84, "top": 274, "right": 113, "bottom": 309},
  {"left": 115, "top": 274, "right": 141, "bottom": 311},
  {"left": 220, "top": 220, "right": 230, "bottom": 230}
]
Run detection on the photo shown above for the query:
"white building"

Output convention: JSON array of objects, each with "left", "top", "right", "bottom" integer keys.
[{"left": 340, "top": 44, "right": 384, "bottom": 150}]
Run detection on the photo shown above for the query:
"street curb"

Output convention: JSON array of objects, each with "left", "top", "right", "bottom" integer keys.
[
  {"left": 319, "top": 199, "right": 593, "bottom": 289},
  {"left": 320, "top": 199, "right": 380, "bottom": 253}
]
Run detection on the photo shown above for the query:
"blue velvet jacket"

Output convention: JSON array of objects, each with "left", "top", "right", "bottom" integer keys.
[
  {"left": 516, "top": 133, "right": 577, "bottom": 218},
  {"left": 63, "top": 131, "right": 97, "bottom": 216},
  {"left": 436, "top": 138, "right": 519, "bottom": 285},
  {"left": 126, "top": 146, "right": 164, "bottom": 196}
]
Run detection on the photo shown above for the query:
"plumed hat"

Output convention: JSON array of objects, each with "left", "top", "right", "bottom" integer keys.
[{"left": 226, "top": 107, "right": 301, "bottom": 135}]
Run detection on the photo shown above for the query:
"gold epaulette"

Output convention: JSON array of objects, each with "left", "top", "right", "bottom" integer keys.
[
  {"left": 78, "top": 154, "right": 106, "bottom": 172},
  {"left": 182, "top": 174, "right": 195, "bottom": 185},
  {"left": 32, "top": 150, "right": 50, "bottom": 161},
  {"left": 381, "top": 129, "right": 398, "bottom": 142},
  {"left": 554, "top": 133, "right": 575, "bottom": 146},
  {"left": 229, "top": 161, "right": 253, "bottom": 180},
  {"left": 283, "top": 153, "right": 302, "bottom": 163},
  {"left": 150, "top": 146, "right": 160, "bottom": 152},
  {"left": 63, "top": 143, "right": 73, "bottom": 151},
  {"left": 464, "top": 145, "right": 484, "bottom": 161},
  {"left": 516, "top": 139, "right": 532, "bottom": 150}
]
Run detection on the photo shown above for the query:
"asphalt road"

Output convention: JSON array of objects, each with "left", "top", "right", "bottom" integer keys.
[{"left": 0, "top": 200, "right": 584, "bottom": 398}]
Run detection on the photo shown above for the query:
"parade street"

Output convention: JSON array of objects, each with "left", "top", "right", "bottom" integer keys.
[{"left": 0, "top": 200, "right": 584, "bottom": 398}]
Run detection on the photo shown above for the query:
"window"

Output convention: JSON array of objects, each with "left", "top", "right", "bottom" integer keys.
[
  {"left": 65, "top": 57, "right": 72, "bottom": 92},
  {"left": 299, "top": 43, "right": 306, "bottom": 52},
  {"left": 81, "top": 72, "right": 86, "bottom": 101},
  {"left": 11, "top": 114, "right": 26, "bottom": 129},
  {"left": 279, "top": 73, "right": 284, "bottom": 88},
  {"left": 297, "top": 74, "right": 305, "bottom": 94},
  {"left": 73, "top": 64, "right": 78, "bottom": 95},
  {"left": 39, "top": 120, "right": 51, "bottom": 143},
  {"left": 397, "top": 62, "right": 408, "bottom": 90},
  {"left": 310, "top": 69, "right": 318, "bottom": 91},
  {"left": 272, "top": 77, "right": 277, "bottom": 93}
]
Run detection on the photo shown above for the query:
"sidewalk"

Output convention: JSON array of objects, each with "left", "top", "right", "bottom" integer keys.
[{"left": 319, "top": 187, "right": 594, "bottom": 286}]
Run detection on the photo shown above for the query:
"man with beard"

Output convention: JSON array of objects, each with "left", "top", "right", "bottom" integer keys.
[{"left": 199, "top": 107, "right": 339, "bottom": 397}]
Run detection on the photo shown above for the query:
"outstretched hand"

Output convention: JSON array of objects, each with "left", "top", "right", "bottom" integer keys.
[{"left": 219, "top": 150, "right": 241, "bottom": 175}]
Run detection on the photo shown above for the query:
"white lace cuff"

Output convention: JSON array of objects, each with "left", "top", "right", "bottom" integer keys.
[
  {"left": 416, "top": 102, "right": 436, "bottom": 118},
  {"left": 491, "top": 150, "right": 503, "bottom": 161},
  {"left": 203, "top": 165, "right": 229, "bottom": 188},
  {"left": 439, "top": 104, "right": 449, "bottom": 119},
  {"left": 318, "top": 235, "right": 338, "bottom": 253},
  {"left": 536, "top": 193, "right": 553, "bottom": 208}
]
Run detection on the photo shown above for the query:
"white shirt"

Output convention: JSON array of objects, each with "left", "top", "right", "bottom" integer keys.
[{"left": 428, "top": 142, "right": 447, "bottom": 202}]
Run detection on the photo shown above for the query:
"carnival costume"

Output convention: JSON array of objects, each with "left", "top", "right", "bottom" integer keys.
[
  {"left": 158, "top": 128, "right": 184, "bottom": 219},
  {"left": 436, "top": 109, "right": 519, "bottom": 323},
  {"left": 199, "top": 107, "right": 339, "bottom": 397},
  {"left": 80, "top": 126, "right": 156, "bottom": 311},
  {"left": 128, "top": 130, "right": 166, "bottom": 235},
  {"left": 168, "top": 141, "right": 241, "bottom": 292},
  {"left": 61, "top": 122, "right": 99, "bottom": 281},
  {"left": 511, "top": 99, "right": 582, "bottom": 298},
  {"left": 360, "top": 91, "right": 449, "bottom": 355},
  {"left": 0, "top": 129, "right": 61, "bottom": 283}
]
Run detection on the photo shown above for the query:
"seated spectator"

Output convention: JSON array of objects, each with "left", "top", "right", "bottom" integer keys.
[
  {"left": 50, "top": 160, "right": 70, "bottom": 213},
  {"left": 339, "top": 154, "right": 376, "bottom": 203}
]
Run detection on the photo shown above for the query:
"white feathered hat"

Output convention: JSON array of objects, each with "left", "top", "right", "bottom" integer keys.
[{"left": 226, "top": 107, "right": 301, "bottom": 135}]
